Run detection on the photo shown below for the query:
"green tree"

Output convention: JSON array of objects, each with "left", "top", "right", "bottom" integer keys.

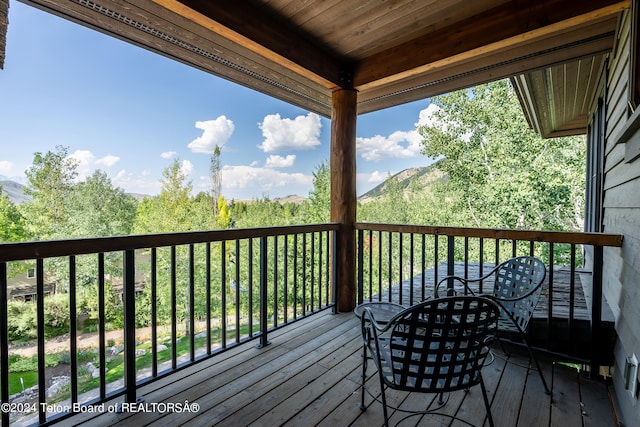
[
  {"left": 61, "top": 170, "right": 137, "bottom": 238},
  {"left": 418, "top": 80, "right": 585, "bottom": 231},
  {"left": 134, "top": 158, "right": 193, "bottom": 234},
  {"left": 0, "top": 187, "right": 26, "bottom": 242},
  {"left": 21, "top": 145, "right": 78, "bottom": 239},
  {"left": 301, "top": 162, "right": 330, "bottom": 223}
]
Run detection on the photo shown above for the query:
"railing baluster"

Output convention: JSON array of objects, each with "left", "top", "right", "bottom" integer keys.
[
  {"left": 547, "top": 243, "right": 555, "bottom": 351},
  {"left": 447, "top": 235, "right": 455, "bottom": 296},
  {"left": 357, "top": 229, "right": 364, "bottom": 305},
  {"left": 36, "top": 258, "right": 45, "bottom": 424},
  {"left": 388, "top": 232, "right": 393, "bottom": 303},
  {"left": 318, "top": 232, "right": 322, "bottom": 310},
  {"left": 398, "top": 232, "right": 403, "bottom": 305},
  {"left": 479, "top": 238, "right": 484, "bottom": 293},
  {"left": 310, "top": 232, "right": 315, "bottom": 312},
  {"left": 409, "top": 233, "right": 414, "bottom": 305},
  {"left": 464, "top": 237, "right": 469, "bottom": 283},
  {"left": 421, "top": 234, "right": 426, "bottom": 301},
  {"left": 171, "top": 246, "right": 177, "bottom": 367},
  {"left": 235, "top": 239, "right": 241, "bottom": 343},
  {"left": 273, "top": 236, "right": 279, "bottom": 327},
  {"left": 189, "top": 244, "right": 195, "bottom": 361},
  {"left": 205, "top": 243, "right": 211, "bottom": 354},
  {"left": 302, "top": 233, "right": 307, "bottom": 315},
  {"left": 98, "top": 253, "right": 106, "bottom": 398},
  {"left": 221, "top": 242, "right": 227, "bottom": 349},
  {"left": 284, "top": 234, "right": 289, "bottom": 323},
  {"left": 123, "top": 249, "right": 136, "bottom": 404},
  {"left": 378, "top": 230, "right": 382, "bottom": 301},
  {"left": 69, "top": 255, "right": 78, "bottom": 404},
  {"left": 331, "top": 229, "right": 337, "bottom": 313},
  {"left": 1, "top": 262, "right": 9, "bottom": 427},
  {"left": 151, "top": 248, "right": 158, "bottom": 372},
  {"left": 258, "top": 236, "right": 270, "bottom": 348},
  {"left": 434, "top": 235, "right": 439, "bottom": 288},
  {"left": 248, "top": 238, "right": 254, "bottom": 335},
  {"left": 590, "top": 245, "right": 604, "bottom": 377},
  {"left": 325, "top": 231, "right": 330, "bottom": 307},
  {"left": 293, "top": 234, "right": 298, "bottom": 319},
  {"left": 569, "top": 244, "right": 576, "bottom": 357}
]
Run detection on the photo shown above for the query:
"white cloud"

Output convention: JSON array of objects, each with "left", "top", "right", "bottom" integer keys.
[
  {"left": 68, "top": 150, "right": 120, "bottom": 179},
  {"left": 180, "top": 159, "right": 194, "bottom": 177},
  {"left": 161, "top": 151, "right": 177, "bottom": 159},
  {"left": 265, "top": 154, "right": 296, "bottom": 169},
  {"left": 113, "top": 169, "right": 160, "bottom": 195},
  {"left": 367, "top": 170, "right": 388, "bottom": 183},
  {"left": 356, "top": 171, "right": 389, "bottom": 196},
  {"left": 356, "top": 130, "right": 422, "bottom": 161},
  {"left": 416, "top": 103, "right": 470, "bottom": 142},
  {"left": 416, "top": 103, "right": 440, "bottom": 127},
  {"left": 0, "top": 161, "right": 15, "bottom": 176},
  {"left": 258, "top": 112, "right": 321, "bottom": 153},
  {"left": 95, "top": 154, "right": 120, "bottom": 168},
  {"left": 188, "top": 116, "right": 235, "bottom": 154},
  {"left": 221, "top": 165, "right": 312, "bottom": 198}
]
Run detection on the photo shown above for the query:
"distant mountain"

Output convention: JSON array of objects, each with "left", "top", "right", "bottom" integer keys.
[
  {"left": 358, "top": 166, "right": 444, "bottom": 204},
  {"left": 274, "top": 195, "right": 306, "bottom": 204},
  {"left": 0, "top": 180, "right": 31, "bottom": 205}
]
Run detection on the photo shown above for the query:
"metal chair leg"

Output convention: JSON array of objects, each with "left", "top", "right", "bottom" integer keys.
[
  {"left": 480, "top": 374, "right": 495, "bottom": 427},
  {"left": 519, "top": 334, "right": 551, "bottom": 394},
  {"left": 360, "top": 345, "right": 367, "bottom": 410}
]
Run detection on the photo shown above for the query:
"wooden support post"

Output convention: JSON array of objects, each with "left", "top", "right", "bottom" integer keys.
[{"left": 331, "top": 88, "right": 357, "bottom": 312}]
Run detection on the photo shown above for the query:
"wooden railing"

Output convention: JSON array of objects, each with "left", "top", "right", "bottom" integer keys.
[
  {"left": 355, "top": 223, "right": 623, "bottom": 373},
  {"left": 0, "top": 222, "right": 625, "bottom": 425},
  {"left": 0, "top": 224, "right": 339, "bottom": 426}
]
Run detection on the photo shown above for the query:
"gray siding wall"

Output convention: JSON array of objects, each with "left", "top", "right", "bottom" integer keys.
[{"left": 600, "top": 9, "right": 640, "bottom": 424}]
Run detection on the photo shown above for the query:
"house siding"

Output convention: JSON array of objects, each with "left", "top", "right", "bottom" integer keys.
[{"left": 600, "top": 8, "right": 640, "bottom": 424}]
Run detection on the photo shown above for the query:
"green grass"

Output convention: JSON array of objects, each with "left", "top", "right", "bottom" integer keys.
[
  {"left": 9, "top": 321, "right": 265, "bottom": 398},
  {"left": 8, "top": 371, "right": 38, "bottom": 395}
]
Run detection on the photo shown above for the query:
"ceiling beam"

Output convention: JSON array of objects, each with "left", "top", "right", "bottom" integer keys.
[
  {"left": 154, "top": 0, "right": 347, "bottom": 89},
  {"left": 354, "top": 0, "right": 629, "bottom": 90}
]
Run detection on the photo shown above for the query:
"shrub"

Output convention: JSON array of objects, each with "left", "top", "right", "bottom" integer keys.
[
  {"left": 43, "top": 294, "right": 70, "bottom": 338},
  {"left": 6, "top": 300, "right": 36, "bottom": 342}
]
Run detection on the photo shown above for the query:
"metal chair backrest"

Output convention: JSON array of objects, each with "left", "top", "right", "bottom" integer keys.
[
  {"left": 382, "top": 296, "right": 500, "bottom": 393},
  {"left": 491, "top": 256, "right": 546, "bottom": 332}
]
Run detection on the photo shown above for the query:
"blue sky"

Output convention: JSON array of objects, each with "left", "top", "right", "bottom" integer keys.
[{"left": 0, "top": 3, "right": 435, "bottom": 200}]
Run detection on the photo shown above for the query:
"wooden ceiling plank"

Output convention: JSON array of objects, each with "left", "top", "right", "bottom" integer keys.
[
  {"left": 354, "top": 0, "right": 629, "bottom": 89},
  {"left": 358, "top": 20, "right": 616, "bottom": 100},
  {"left": 154, "top": 0, "right": 346, "bottom": 88},
  {"left": 357, "top": 34, "right": 613, "bottom": 116},
  {"left": 337, "top": 0, "right": 504, "bottom": 58},
  {"left": 311, "top": 0, "right": 441, "bottom": 56}
]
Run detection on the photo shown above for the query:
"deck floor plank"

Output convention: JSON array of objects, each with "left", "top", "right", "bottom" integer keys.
[
  {"left": 579, "top": 374, "right": 616, "bottom": 427},
  {"left": 550, "top": 363, "right": 584, "bottom": 427},
  {"left": 71, "top": 310, "right": 615, "bottom": 427}
]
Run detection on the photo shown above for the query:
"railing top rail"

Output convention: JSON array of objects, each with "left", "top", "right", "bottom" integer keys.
[
  {"left": 356, "top": 222, "right": 624, "bottom": 247},
  {"left": 0, "top": 223, "right": 340, "bottom": 262}
]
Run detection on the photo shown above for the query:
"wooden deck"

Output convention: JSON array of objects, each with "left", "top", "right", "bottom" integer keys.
[
  {"left": 391, "top": 263, "right": 600, "bottom": 322},
  {"left": 67, "top": 309, "right": 616, "bottom": 427}
]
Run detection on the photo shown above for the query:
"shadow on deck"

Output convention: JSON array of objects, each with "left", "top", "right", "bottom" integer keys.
[{"left": 69, "top": 310, "right": 615, "bottom": 427}]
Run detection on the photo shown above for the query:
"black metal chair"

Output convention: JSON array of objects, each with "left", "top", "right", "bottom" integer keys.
[
  {"left": 435, "top": 255, "right": 550, "bottom": 394},
  {"left": 360, "top": 296, "right": 500, "bottom": 427}
]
